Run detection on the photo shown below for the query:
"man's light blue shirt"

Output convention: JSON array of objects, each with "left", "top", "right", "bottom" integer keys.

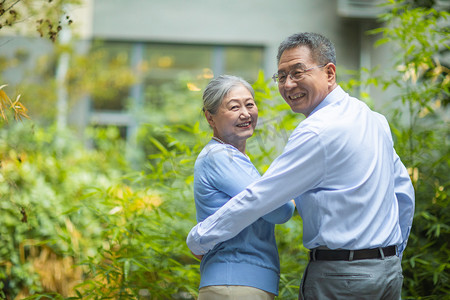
[{"left": 187, "top": 86, "right": 414, "bottom": 257}]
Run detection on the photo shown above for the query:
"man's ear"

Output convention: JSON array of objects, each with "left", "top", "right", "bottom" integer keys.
[
  {"left": 326, "top": 63, "right": 336, "bottom": 87},
  {"left": 205, "top": 110, "right": 215, "bottom": 128}
]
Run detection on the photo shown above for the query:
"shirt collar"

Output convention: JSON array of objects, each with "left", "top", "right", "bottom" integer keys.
[{"left": 309, "top": 85, "right": 346, "bottom": 117}]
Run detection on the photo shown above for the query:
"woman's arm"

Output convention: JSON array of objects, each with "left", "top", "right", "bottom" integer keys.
[{"left": 261, "top": 200, "right": 295, "bottom": 224}]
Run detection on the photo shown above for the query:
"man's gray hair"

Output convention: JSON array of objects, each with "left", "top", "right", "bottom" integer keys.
[
  {"left": 203, "top": 75, "right": 254, "bottom": 114},
  {"left": 276, "top": 32, "right": 336, "bottom": 66}
]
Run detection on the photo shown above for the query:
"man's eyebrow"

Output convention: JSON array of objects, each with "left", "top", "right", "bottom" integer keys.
[
  {"left": 278, "top": 62, "right": 307, "bottom": 73},
  {"left": 291, "top": 63, "right": 307, "bottom": 70}
]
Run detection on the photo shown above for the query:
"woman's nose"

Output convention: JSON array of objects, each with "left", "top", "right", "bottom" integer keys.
[{"left": 240, "top": 108, "right": 251, "bottom": 118}]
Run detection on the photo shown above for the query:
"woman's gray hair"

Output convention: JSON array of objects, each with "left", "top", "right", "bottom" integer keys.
[
  {"left": 276, "top": 32, "right": 336, "bottom": 66},
  {"left": 203, "top": 75, "right": 254, "bottom": 114}
]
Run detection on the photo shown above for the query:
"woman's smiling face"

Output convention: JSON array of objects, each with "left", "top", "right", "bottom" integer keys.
[{"left": 206, "top": 83, "right": 258, "bottom": 150}]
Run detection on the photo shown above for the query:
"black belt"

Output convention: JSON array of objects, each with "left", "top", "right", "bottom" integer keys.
[{"left": 309, "top": 245, "right": 397, "bottom": 261}]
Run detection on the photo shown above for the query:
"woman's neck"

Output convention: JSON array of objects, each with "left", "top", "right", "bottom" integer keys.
[{"left": 212, "top": 135, "right": 246, "bottom": 154}]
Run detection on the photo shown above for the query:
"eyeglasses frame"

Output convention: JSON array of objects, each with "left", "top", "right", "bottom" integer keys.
[{"left": 272, "top": 63, "right": 328, "bottom": 84}]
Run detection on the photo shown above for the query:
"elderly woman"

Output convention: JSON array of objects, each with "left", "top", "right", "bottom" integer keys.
[{"left": 193, "top": 75, "right": 295, "bottom": 300}]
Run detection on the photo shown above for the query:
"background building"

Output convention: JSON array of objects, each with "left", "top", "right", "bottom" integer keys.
[{"left": 1, "top": 0, "right": 396, "bottom": 141}]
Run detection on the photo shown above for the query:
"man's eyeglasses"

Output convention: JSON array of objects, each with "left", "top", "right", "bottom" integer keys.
[{"left": 272, "top": 64, "right": 327, "bottom": 84}]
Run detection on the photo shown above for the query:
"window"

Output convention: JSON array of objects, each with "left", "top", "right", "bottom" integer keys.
[
  {"left": 87, "top": 41, "right": 264, "bottom": 141},
  {"left": 90, "top": 41, "right": 133, "bottom": 111},
  {"left": 90, "top": 41, "right": 264, "bottom": 112},
  {"left": 224, "top": 46, "right": 264, "bottom": 81}
]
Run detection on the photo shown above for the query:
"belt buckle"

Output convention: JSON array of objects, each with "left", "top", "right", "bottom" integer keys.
[
  {"left": 348, "top": 250, "right": 354, "bottom": 261},
  {"left": 311, "top": 249, "right": 317, "bottom": 261}
]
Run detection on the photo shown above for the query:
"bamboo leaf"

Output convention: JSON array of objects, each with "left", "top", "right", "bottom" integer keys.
[{"left": 149, "top": 136, "right": 168, "bottom": 155}]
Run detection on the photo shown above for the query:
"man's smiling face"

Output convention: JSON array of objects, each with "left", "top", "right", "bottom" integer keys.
[{"left": 277, "top": 46, "right": 332, "bottom": 117}]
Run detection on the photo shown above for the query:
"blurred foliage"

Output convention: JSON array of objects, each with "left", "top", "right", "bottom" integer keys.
[
  {"left": 0, "top": 44, "right": 137, "bottom": 126},
  {"left": 140, "top": 74, "right": 209, "bottom": 126},
  {"left": 369, "top": 1, "right": 449, "bottom": 298},
  {"left": 0, "top": 0, "right": 449, "bottom": 299},
  {"left": 0, "top": 124, "right": 129, "bottom": 298},
  {"left": 0, "top": 0, "right": 80, "bottom": 42},
  {"left": 66, "top": 48, "right": 137, "bottom": 106},
  {"left": 0, "top": 84, "right": 29, "bottom": 123}
]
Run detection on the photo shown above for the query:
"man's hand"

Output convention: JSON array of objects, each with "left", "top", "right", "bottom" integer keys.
[{"left": 191, "top": 251, "right": 203, "bottom": 261}]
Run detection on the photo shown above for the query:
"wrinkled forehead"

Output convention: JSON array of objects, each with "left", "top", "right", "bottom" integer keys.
[{"left": 277, "top": 46, "right": 314, "bottom": 71}]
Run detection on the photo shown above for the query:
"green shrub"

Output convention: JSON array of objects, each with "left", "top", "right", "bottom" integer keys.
[
  {"left": 0, "top": 124, "right": 128, "bottom": 299},
  {"left": 368, "top": 1, "right": 450, "bottom": 298}
]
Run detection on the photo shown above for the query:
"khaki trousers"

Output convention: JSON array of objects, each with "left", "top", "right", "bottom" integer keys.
[{"left": 198, "top": 285, "right": 275, "bottom": 300}]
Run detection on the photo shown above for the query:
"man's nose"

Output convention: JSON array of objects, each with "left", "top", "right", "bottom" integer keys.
[{"left": 283, "top": 74, "right": 297, "bottom": 88}]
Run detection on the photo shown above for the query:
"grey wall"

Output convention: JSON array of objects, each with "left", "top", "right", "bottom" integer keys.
[{"left": 92, "top": 0, "right": 363, "bottom": 76}]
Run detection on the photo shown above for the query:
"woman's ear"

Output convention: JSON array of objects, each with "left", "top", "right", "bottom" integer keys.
[{"left": 205, "top": 110, "right": 215, "bottom": 128}]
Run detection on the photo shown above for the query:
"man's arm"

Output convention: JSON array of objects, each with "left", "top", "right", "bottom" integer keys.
[
  {"left": 393, "top": 149, "right": 415, "bottom": 257},
  {"left": 205, "top": 146, "right": 295, "bottom": 224},
  {"left": 187, "top": 130, "right": 325, "bottom": 255}
]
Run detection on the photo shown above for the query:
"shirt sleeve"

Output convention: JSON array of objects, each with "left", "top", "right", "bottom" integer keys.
[
  {"left": 393, "top": 149, "right": 415, "bottom": 257},
  {"left": 262, "top": 200, "right": 295, "bottom": 224},
  {"left": 187, "top": 130, "right": 325, "bottom": 255},
  {"left": 205, "top": 145, "right": 295, "bottom": 224}
]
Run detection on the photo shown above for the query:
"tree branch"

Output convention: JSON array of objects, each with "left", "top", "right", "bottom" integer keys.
[{"left": 1, "top": 0, "right": 21, "bottom": 15}]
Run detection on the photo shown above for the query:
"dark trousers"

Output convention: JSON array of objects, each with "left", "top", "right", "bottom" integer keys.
[{"left": 299, "top": 255, "right": 403, "bottom": 300}]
